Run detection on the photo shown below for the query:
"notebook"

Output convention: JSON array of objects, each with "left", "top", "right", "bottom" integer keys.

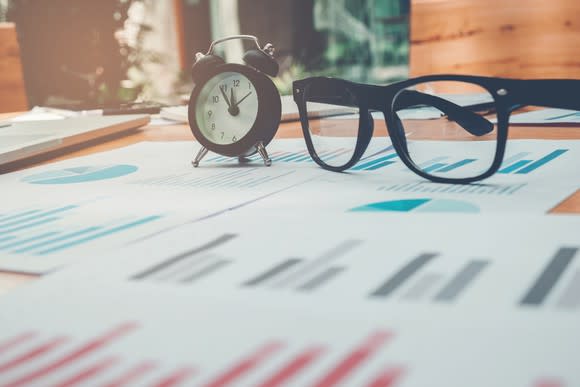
[{"left": 0, "top": 114, "right": 150, "bottom": 166}]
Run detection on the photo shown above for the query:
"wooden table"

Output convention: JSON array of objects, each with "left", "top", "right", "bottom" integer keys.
[{"left": 0, "top": 112, "right": 578, "bottom": 296}]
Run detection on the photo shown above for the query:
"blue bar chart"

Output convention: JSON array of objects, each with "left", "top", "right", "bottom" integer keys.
[
  {"left": 499, "top": 149, "right": 568, "bottom": 174},
  {"left": 420, "top": 158, "right": 477, "bottom": 174},
  {"left": 0, "top": 204, "right": 163, "bottom": 257},
  {"left": 205, "top": 147, "right": 400, "bottom": 172}
]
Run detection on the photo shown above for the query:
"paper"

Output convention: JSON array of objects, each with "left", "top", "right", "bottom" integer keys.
[
  {"left": 0, "top": 142, "right": 325, "bottom": 273},
  {"left": 509, "top": 108, "right": 580, "bottom": 125},
  {"left": 1, "top": 137, "right": 577, "bottom": 273},
  {"left": 0, "top": 215, "right": 578, "bottom": 386}
]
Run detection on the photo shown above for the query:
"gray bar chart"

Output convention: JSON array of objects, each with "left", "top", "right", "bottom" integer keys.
[
  {"left": 520, "top": 247, "right": 578, "bottom": 306},
  {"left": 370, "top": 253, "right": 438, "bottom": 298},
  {"left": 556, "top": 270, "right": 580, "bottom": 309},
  {"left": 400, "top": 273, "right": 442, "bottom": 300},
  {"left": 243, "top": 259, "right": 303, "bottom": 287},
  {"left": 297, "top": 267, "right": 345, "bottom": 292},
  {"left": 273, "top": 239, "right": 362, "bottom": 288},
  {"left": 242, "top": 240, "right": 361, "bottom": 291},
  {"left": 131, "top": 234, "right": 237, "bottom": 281},
  {"left": 434, "top": 260, "right": 489, "bottom": 302}
]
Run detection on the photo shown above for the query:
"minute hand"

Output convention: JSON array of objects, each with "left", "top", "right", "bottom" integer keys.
[{"left": 233, "top": 91, "right": 252, "bottom": 107}]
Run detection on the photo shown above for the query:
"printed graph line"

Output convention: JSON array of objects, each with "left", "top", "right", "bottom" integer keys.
[
  {"left": 132, "top": 234, "right": 237, "bottom": 280},
  {"left": 520, "top": 247, "right": 578, "bottom": 306},
  {"left": 434, "top": 260, "right": 489, "bottom": 302},
  {"left": 273, "top": 239, "right": 363, "bottom": 288},
  {"left": 370, "top": 253, "right": 438, "bottom": 298}
]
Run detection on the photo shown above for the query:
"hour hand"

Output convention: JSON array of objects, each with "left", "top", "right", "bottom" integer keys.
[{"left": 219, "top": 85, "right": 231, "bottom": 108}]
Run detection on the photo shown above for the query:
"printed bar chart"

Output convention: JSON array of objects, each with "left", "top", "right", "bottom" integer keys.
[
  {"left": 0, "top": 205, "right": 163, "bottom": 257},
  {"left": 0, "top": 322, "right": 405, "bottom": 386},
  {"left": 498, "top": 149, "right": 568, "bottom": 174},
  {"left": 131, "top": 234, "right": 237, "bottom": 282},
  {"left": 207, "top": 147, "right": 399, "bottom": 171},
  {"left": 420, "top": 158, "right": 478, "bottom": 174},
  {"left": 242, "top": 240, "right": 361, "bottom": 292},
  {"left": 378, "top": 182, "right": 528, "bottom": 196},
  {"left": 370, "top": 255, "right": 488, "bottom": 303},
  {"left": 556, "top": 270, "right": 580, "bottom": 308},
  {"left": 0, "top": 322, "right": 138, "bottom": 387},
  {"left": 370, "top": 254, "right": 438, "bottom": 298},
  {"left": 520, "top": 247, "right": 578, "bottom": 306},
  {"left": 130, "top": 169, "right": 297, "bottom": 189},
  {"left": 434, "top": 260, "right": 489, "bottom": 301}
]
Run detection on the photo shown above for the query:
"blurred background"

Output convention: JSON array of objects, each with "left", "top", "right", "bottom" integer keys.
[{"left": 0, "top": 0, "right": 409, "bottom": 108}]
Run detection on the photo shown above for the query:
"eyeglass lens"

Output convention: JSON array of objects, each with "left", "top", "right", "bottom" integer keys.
[
  {"left": 303, "top": 81, "right": 360, "bottom": 168},
  {"left": 392, "top": 81, "right": 498, "bottom": 179}
]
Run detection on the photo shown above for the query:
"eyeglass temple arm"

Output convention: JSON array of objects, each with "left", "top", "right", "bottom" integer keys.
[
  {"left": 392, "top": 90, "right": 494, "bottom": 136},
  {"left": 506, "top": 79, "right": 580, "bottom": 111},
  {"left": 307, "top": 91, "right": 493, "bottom": 136}
]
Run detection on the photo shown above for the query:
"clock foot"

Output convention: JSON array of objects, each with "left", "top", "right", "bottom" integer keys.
[
  {"left": 192, "top": 146, "right": 209, "bottom": 167},
  {"left": 256, "top": 142, "right": 272, "bottom": 166}
]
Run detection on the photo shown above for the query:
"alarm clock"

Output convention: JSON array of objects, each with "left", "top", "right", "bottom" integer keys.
[{"left": 188, "top": 35, "right": 282, "bottom": 167}]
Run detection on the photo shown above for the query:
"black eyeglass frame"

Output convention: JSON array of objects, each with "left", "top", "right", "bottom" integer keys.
[{"left": 293, "top": 75, "right": 580, "bottom": 184}]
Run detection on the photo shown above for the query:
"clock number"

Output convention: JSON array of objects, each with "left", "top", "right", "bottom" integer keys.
[
  {"left": 208, "top": 110, "right": 213, "bottom": 118},
  {"left": 212, "top": 95, "right": 219, "bottom": 103},
  {"left": 211, "top": 123, "right": 215, "bottom": 130},
  {"left": 232, "top": 135, "right": 237, "bottom": 142},
  {"left": 220, "top": 84, "right": 228, "bottom": 92},
  {"left": 221, "top": 132, "right": 225, "bottom": 140},
  {"left": 233, "top": 79, "right": 240, "bottom": 87}
]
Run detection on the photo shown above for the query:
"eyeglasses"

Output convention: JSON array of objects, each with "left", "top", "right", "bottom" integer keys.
[{"left": 292, "top": 75, "right": 579, "bottom": 184}]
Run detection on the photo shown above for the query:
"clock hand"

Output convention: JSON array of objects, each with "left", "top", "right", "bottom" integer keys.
[
  {"left": 228, "top": 87, "right": 240, "bottom": 116},
  {"left": 219, "top": 85, "right": 231, "bottom": 108},
  {"left": 233, "top": 91, "right": 252, "bottom": 107}
]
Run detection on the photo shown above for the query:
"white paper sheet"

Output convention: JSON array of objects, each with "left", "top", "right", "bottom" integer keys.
[
  {"left": 509, "top": 108, "right": 580, "bottom": 125},
  {"left": 1, "top": 138, "right": 577, "bottom": 273},
  {"left": 0, "top": 215, "right": 578, "bottom": 386},
  {"left": 0, "top": 142, "right": 325, "bottom": 273}
]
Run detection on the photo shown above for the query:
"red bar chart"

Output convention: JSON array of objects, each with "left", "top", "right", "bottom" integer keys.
[{"left": 0, "top": 323, "right": 404, "bottom": 387}]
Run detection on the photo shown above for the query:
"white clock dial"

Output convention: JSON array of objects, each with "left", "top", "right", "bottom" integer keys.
[{"left": 195, "top": 72, "right": 259, "bottom": 145}]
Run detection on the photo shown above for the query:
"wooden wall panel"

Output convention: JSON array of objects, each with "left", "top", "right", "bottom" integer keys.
[
  {"left": 0, "top": 23, "right": 28, "bottom": 113},
  {"left": 410, "top": 0, "right": 580, "bottom": 78}
]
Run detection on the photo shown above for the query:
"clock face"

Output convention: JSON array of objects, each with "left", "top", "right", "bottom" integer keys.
[{"left": 195, "top": 71, "right": 259, "bottom": 145}]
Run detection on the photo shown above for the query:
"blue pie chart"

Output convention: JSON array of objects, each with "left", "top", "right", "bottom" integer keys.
[
  {"left": 22, "top": 165, "right": 138, "bottom": 185},
  {"left": 350, "top": 198, "right": 480, "bottom": 213}
]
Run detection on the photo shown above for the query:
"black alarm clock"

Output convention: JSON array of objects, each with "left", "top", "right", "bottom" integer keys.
[{"left": 188, "top": 35, "right": 281, "bottom": 167}]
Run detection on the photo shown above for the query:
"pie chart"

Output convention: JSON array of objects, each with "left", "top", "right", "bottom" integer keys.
[
  {"left": 350, "top": 198, "right": 480, "bottom": 213},
  {"left": 22, "top": 165, "right": 138, "bottom": 184}
]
